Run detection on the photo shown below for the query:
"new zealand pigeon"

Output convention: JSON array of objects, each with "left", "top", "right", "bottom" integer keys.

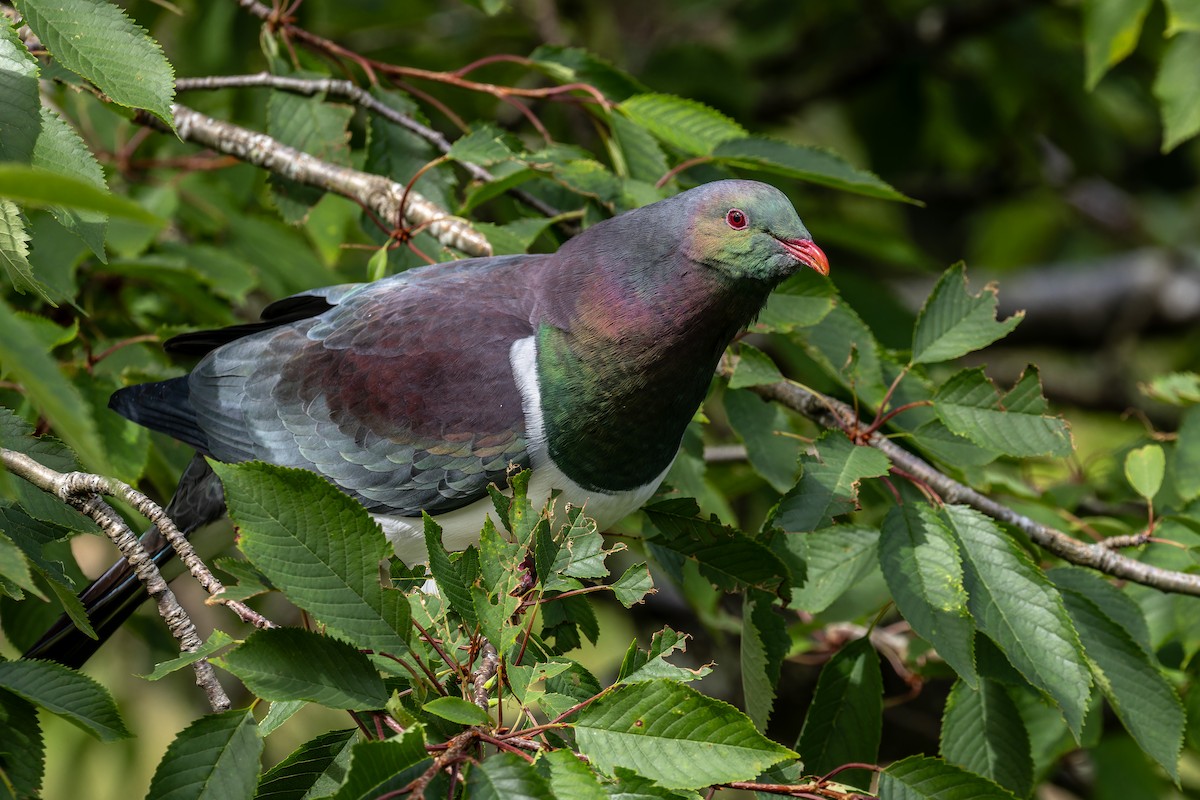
[{"left": 24, "top": 179, "right": 828, "bottom": 666}]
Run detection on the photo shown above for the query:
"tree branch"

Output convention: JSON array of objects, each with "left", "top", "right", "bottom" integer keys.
[
  {"left": 175, "top": 72, "right": 566, "bottom": 222},
  {"left": 717, "top": 362, "right": 1200, "bottom": 597},
  {"left": 136, "top": 104, "right": 492, "bottom": 257},
  {"left": 0, "top": 448, "right": 232, "bottom": 712}
]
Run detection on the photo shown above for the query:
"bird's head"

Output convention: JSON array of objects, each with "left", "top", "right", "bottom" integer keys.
[{"left": 679, "top": 180, "right": 829, "bottom": 283}]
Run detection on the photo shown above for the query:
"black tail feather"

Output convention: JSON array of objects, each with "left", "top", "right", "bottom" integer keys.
[{"left": 109, "top": 377, "right": 209, "bottom": 454}]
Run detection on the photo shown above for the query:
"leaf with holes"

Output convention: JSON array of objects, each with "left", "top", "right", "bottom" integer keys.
[
  {"left": 770, "top": 431, "right": 890, "bottom": 533},
  {"left": 934, "top": 367, "right": 1072, "bottom": 458},
  {"left": 911, "top": 263, "right": 1022, "bottom": 365}
]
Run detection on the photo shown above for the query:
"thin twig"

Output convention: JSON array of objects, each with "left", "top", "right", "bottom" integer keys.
[
  {"left": 0, "top": 448, "right": 232, "bottom": 712},
  {"left": 717, "top": 360, "right": 1200, "bottom": 596}
]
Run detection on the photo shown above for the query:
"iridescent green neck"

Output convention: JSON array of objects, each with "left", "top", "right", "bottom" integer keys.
[{"left": 536, "top": 267, "right": 772, "bottom": 492}]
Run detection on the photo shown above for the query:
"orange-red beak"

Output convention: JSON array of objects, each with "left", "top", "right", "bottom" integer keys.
[{"left": 777, "top": 237, "right": 830, "bottom": 276}]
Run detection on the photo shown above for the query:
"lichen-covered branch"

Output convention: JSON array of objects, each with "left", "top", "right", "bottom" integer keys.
[
  {"left": 0, "top": 448, "right": 232, "bottom": 711},
  {"left": 719, "top": 362, "right": 1200, "bottom": 597},
  {"left": 139, "top": 104, "right": 492, "bottom": 257}
]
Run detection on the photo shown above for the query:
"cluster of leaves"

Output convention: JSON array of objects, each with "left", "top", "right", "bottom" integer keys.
[
  {"left": 1, "top": 1, "right": 1200, "bottom": 799},
  {"left": 1083, "top": 0, "right": 1200, "bottom": 151}
]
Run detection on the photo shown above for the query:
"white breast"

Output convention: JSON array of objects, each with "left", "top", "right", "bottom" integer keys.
[{"left": 377, "top": 335, "right": 671, "bottom": 565}]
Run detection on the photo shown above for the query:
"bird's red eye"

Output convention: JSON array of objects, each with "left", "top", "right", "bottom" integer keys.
[{"left": 726, "top": 209, "right": 748, "bottom": 230}]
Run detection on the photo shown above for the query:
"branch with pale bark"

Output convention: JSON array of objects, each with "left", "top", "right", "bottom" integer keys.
[
  {"left": 137, "top": 104, "right": 492, "bottom": 258},
  {"left": 717, "top": 359, "right": 1200, "bottom": 597},
  {"left": 0, "top": 448, "right": 279, "bottom": 710}
]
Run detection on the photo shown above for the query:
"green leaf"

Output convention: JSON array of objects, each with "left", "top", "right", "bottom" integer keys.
[
  {"left": 0, "top": 688, "right": 43, "bottom": 798},
  {"left": 795, "top": 637, "right": 882, "bottom": 790},
  {"left": 0, "top": 20, "right": 41, "bottom": 164},
  {"left": 551, "top": 511, "right": 611, "bottom": 579},
  {"left": 1057, "top": 586, "right": 1184, "bottom": 780},
  {"left": 643, "top": 498, "right": 790, "bottom": 593},
  {"left": 776, "top": 525, "right": 879, "bottom": 614},
  {"left": 146, "top": 710, "right": 261, "bottom": 800},
  {"left": 0, "top": 659, "right": 129, "bottom": 741},
  {"left": 529, "top": 45, "right": 647, "bottom": 102},
  {"left": 934, "top": 367, "right": 1072, "bottom": 458},
  {"left": 0, "top": 164, "right": 163, "bottom": 225},
  {"left": 215, "top": 627, "right": 388, "bottom": 710},
  {"left": 467, "top": 752, "right": 554, "bottom": 800},
  {"left": 423, "top": 514, "right": 480, "bottom": 626},
  {"left": 422, "top": 696, "right": 491, "bottom": 726},
  {"left": 1173, "top": 406, "right": 1200, "bottom": 501},
  {"left": 879, "top": 504, "right": 976, "bottom": 685},
  {"left": 879, "top": 755, "right": 1020, "bottom": 800},
  {"left": 752, "top": 273, "right": 835, "bottom": 334},
  {"left": 724, "top": 388, "right": 800, "bottom": 494},
  {"left": 941, "top": 505, "right": 1091, "bottom": 737},
  {"left": 327, "top": 728, "right": 428, "bottom": 800},
  {"left": 1154, "top": 32, "right": 1200, "bottom": 152},
  {"left": 741, "top": 590, "right": 788, "bottom": 731},
  {"left": 0, "top": 298, "right": 111, "bottom": 472},
  {"left": 1124, "top": 444, "right": 1165, "bottom": 500},
  {"left": 1139, "top": 371, "right": 1200, "bottom": 405},
  {"left": 728, "top": 345, "right": 784, "bottom": 389},
  {"left": 1082, "top": 0, "right": 1152, "bottom": 89},
  {"left": 448, "top": 124, "right": 515, "bottom": 165},
  {"left": 798, "top": 300, "right": 888, "bottom": 406},
  {"left": 144, "top": 629, "right": 236, "bottom": 681},
  {"left": 1164, "top": 0, "right": 1200, "bottom": 34},
  {"left": 31, "top": 108, "right": 108, "bottom": 260},
  {"left": 940, "top": 679, "right": 1032, "bottom": 797},
  {"left": 473, "top": 217, "right": 556, "bottom": 255},
  {"left": 713, "top": 136, "right": 914, "bottom": 202},
  {"left": 609, "top": 112, "right": 669, "bottom": 183},
  {"left": 619, "top": 93, "right": 747, "bottom": 156},
  {"left": 538, "top": 748, "right": 606, "bottom": 800},
  {"left": 616, "top": 627, "right": 710, "bottom": 685},
  {"left": 911, "top": 264, "right": 1022, "bottom": 365},
  {"left": 255, "top": 729, "right": 356, "bottom": 800},
  {"left": 212, "top": 461, "right": 410, "bottom": 656},
  {"left": 1047, "top": 567, "right": 1152, "bottom": 655},
  {"left": 770, "top": 431, "right": 890, "bottom": 533},
  {"left": 574, "top": 679, "right": 794, "bottom": 790},
  {"left": 267, "top": 89, "right": 353, "bottom": 222},
  {"left": 257, "top": 700, "right": 304, "bottom": 739},
  {"left": 0, "top": 529, "right": 42, "bottom": 599},
  {"left": 611, "top": 562, "right": 653, "bottom": 608},
  {"left": 0, "top": 198, "right": 53, "bottom": 303},
  {"left": 15, "top": 0, "right": 175, "bottom": 127}
]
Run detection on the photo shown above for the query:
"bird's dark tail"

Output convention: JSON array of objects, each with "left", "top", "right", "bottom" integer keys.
[{"left": 23, "top": 455, "right": 227, "bottom": 668}]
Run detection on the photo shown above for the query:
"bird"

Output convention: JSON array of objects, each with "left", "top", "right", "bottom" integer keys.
[{"left": 24, "top": 179, "right": 828, "bottom": 667}]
